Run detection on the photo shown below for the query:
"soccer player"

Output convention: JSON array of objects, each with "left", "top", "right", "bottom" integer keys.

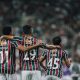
[
  {"left": 14, "top": 25, "right": 61, "bottom": 80},
  {"left": 2, "top": 25, "right": 61, "bottom": 80},
  {"left": 39, "top": 36, "right": 70, "bottom": 80},
  {"left": 1, "top": 26, "right": 45, "bottom": 80},
  {"left": 0, "top": 26, "right": 17, "bottom": 80},
  {"left": 2, "top": 25, "right": 44, "bottom": 80}
]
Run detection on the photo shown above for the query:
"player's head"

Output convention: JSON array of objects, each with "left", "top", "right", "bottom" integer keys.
[
  {"left": 23, "top": 25, "right": 32, "bottom": 35},
  {"left": 2, "top": 26, "right": 12, "bottom": 35},
  {"left": 52, "top": 36, "right": 61, "bottom": 45}
]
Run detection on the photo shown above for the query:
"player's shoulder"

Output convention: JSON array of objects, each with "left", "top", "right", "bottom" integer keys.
[
  {"left": 31, "top": 36, "right": 37, "bottom": 40},
  {"left": 11, "top": 36, "right": 23, "bottom": 46},
  {"left": 63, "top": 50, "right": 68, "bottom": 53},
  {"left": 31, "top": 36, "right": 39, "bottom": 42},
  {"left": 12, "top": 36, "right": 23, "bottom": 41},
  {"left": 62, "top": 50, "right": 69, "bottom": 56}
]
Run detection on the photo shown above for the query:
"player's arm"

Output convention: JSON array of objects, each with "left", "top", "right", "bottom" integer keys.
[
  {"left": 0, "top": 35, "right": 14, "bottom": 40},
  {"left": 12, "top": 40, "right": 43, "bottom": 52},
  {"left": 64, "top": 59, "right": 70, "bottom": 68},
  {"left": 43, "top": 44, "right": 61, "bottom": 49},
  {"left": 0, "top": 35, "right": 22, "bottom": 41},
  {"left": 39, "top": 55, "right": 47, "bottom": 70},
  {"left": 17, "top": 44, "right": 42, "bottom": 52},
  {"left": 62, "top": 51, "right": 70, "bottom": 68}
]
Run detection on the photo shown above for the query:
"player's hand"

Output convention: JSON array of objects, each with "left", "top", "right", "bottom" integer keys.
[
  {"left": 0, "top": 36, "right": 4, "bottom": 41},
  {"left": 38, "top": 43, "right": 43, "bottom": 47},
  {"left": 39, "top": 61, "right": 47, "bottom": 71},
  {"left": 40, "top": 43, "right": 45, "bottom": 46}
]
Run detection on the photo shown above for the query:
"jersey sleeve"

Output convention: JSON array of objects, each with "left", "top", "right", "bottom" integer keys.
[
  {"left": 62, "top": 50, "right": 68, "bottom": 60},
  {"left": 42, "top": 48, "right": 48, "bottom": 57},
  {"left": 12, "top": 36, "right": 23, "bottom": 41},
  {"left": 11, "top": 36, "right": 23, "bottom": 48}
]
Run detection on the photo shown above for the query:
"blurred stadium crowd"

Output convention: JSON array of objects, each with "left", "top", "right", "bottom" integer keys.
[{"left": 0, "top": 0, "right": 80, "bottom": 80}]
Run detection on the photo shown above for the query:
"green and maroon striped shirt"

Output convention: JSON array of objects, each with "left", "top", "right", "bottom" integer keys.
[
  {"left": 13, "top": 36, "right": 41, "bottom": 71},
  {"left": 0, "top": 40, "right": 16, "bottom": 74},
  {"left": 42, "top": 48, "right": 68, "bottom": 78}
]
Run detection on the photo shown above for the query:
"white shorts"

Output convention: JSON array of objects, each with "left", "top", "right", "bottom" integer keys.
[
  {"left": 42, "top": 75, "right": 60, "bottom": 80},
  {"left": 0, "top": 73, "right": 20, "bottom": 80},
  {"left": 6, "top": 73, "right": 21, "bottom": 80},
  {"left": 21, "top": 70, "right": 41, "bottom": 80},
  {"left": 0, "top": 74, "right": 6, "bottom": 80},
  {"left": 15, "top": 73, "right": 21, "bottom": 80}
]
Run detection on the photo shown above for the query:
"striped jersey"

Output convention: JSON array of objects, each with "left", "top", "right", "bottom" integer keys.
[
  {"left": 0, "top": 39, "right": 16, "bottom": 74},
  {"left": 13, "top": 36, "right": 41, "bottom": 71},
  {"left": 42, "top": 48, "right": 68, "bottom": 78}
]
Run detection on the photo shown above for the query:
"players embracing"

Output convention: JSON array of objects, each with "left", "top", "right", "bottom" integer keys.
[
  {"left": 2, "top": 25, "right": 46, "bottom": 80},
  {"left": 1, "top": 25, "right": 71, "bottom": 80}
]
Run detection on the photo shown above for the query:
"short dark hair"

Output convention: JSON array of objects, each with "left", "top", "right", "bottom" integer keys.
[
  {"left": 23, "top": 25, "right": 32, "bottom": 34},
  {"left": 2, "top": 26, "right": 12, "bottom": 35},
  {"left": 52, "top": 36, "right": 61, "bottom": 45}
]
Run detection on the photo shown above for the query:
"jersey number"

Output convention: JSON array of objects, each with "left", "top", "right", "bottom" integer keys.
[
  {"left": 0, "top": 50, "right": 8, "bottom": 63},
  {"left": 24, "top": 49, "right": 36, "bottom": 60},
  {"left": 47, "top": 58, "right": 59, "bottom": 69}
]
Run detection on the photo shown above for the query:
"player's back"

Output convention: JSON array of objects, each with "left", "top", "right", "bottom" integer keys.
[
  {"left": 15, "top": 36, "right": 41, "bottom": 71},
  {"left": 44, "top": 48, "right": 65, "bottom": 78},
  {"left": 0, "top": 39, "right": 16, "bottom": 74}
]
